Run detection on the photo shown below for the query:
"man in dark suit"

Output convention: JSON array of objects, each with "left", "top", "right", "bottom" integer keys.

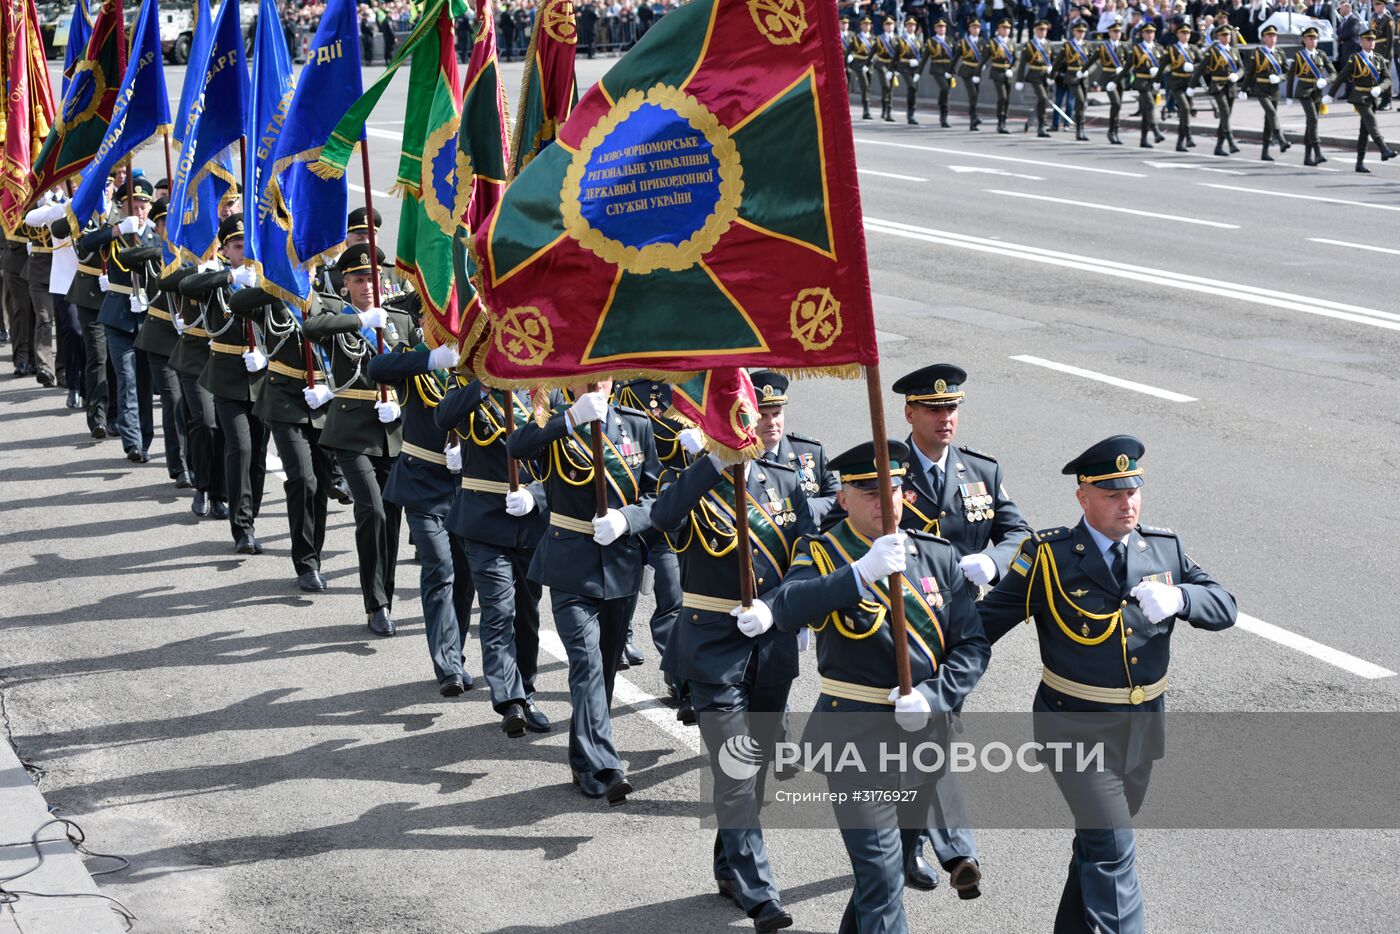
[{"left": 1336, "top": 0, "right": 1363, "bottom": 95}]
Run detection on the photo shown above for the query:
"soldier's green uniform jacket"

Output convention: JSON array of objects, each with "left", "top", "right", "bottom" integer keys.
[
  {"left": 651, "top": 455, "right": 813, "bottom": 687},
  {"left": 1017, "top": 35, "right": 1054, "bottom": 84},
  {"left": 1328, "top": 47, "right": 1392, "bottom": 103},
  {"left": 1373, "top": 11, "right": 1395, "bottom": 62},
  {"left": 849, "top": 28, "right": 875, "bottom": 66},
  {"left": 1203, "top": 36, "right": 1244, "bottom": 86},
  {"left": 925, "top": 30, "right": 956, "bottom": 75},
  {"left": 1292, "top": 43, "right": 1335, "bottom": 93},
  {"left": 21, "top": 222, "right": 55, "bottom": 297},
  {"left": 957, "top": 33, "right": 987, "bottom": 78},
  {"left": 1097, "top": 36, "right": 1129, "bottom": 84},
  {"left": 180, "top": 265, "right": 265, "bottom": 403},
  {"left": 1129, "top": 38, "right": 1163, "bottom": 90},
  {"left": 1242, "top": 42, "right": 1292, "bottom": 92},
  {"left": 979, "top": 521, "right": 1236, "bottom": 761},
  {"left": 228, "top": 287, "right": 328, "bottom": 428},
  {"left": 166, "top": 265, "right": 212, "bottom": 379},
  {"left": 987, "top": 32, "right": 1016, "bottom": 74},
  {"left": 135, "top": 259, "right": 184, "bottom": 358},
  {"left": 1162, "top": 37, "right": 1200, "bottom": 91},
  {"left": 874, "top": 29, "right": 900, "bottom": 70},
  {"left": 1053, "top": 33, "right": 1094, "bottom": 87},
  {"left": 300, "top": 294, "right": 416, "bottom": 458}
]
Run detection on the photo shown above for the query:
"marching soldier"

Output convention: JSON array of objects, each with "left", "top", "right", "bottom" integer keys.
[
  {"left": 1129, "top": 22, "right": 1167, "bottom": 148},
  {"left": 752, "top": 441, "right": 990, "bottom": 934},
  {"left": 164, "top": 248, "right": 227, "bottom": 520},
  {"left": 988, "top": 19, "right": 1018, "bottom": 134},
  {"left": 506, "top": 381, "right": 661, "bottom": 805},
  {"left": 957, "top": 18, "right": 988, "bottom": 131},
  {"left": 1052, "top": 19, "right": 1093, "bottom": 141},
  {"left": 896, "top": 16, "right": 924, "bottom": 125},
  {"left": 179, "top": 215, "right": 270, "bottom": 555},
  {"left": 849, "top": 16, "right": 877, "bottom": 120},
  {"left": 1295, "top": 26, "right": 1337, "bottom": 166},
  {"left": 1372, "top": 0, "right": 1395, "bottom": 110},
  {"left": 1326, "top": 28, "right": 1397, "bottom": 172},
  {"left": 750, "top": 371, "right": 839, "bottom": 531},
  {"left": 979, "top": 435, "right": 1237, "bottom": 934},
  {"left": 874, "top": 16, "right": 902, "bottom": 122},
  {"left": 1163, "top": 23, "right": 1201, "bottom": 152},
  {"left": 924, "top": 18, "right": 957, "bottom": 128},
  {"left": 1243, "top": 25, "right": 1293, "bottom": 161},
  {"left": 1203, "top": 24, "right": 1244, "bottom": 157},
  {"left": 3, "top": 226, "right": 34, "bottom": 380},
  {"left": 436, "top": 378, "right": 550, "bottom": 734},
  {"left": 650, "top": 439, "right": 813, "bottom": 932},
  {"left": 302, "top": 245, "right": 415, "bottom": 635},
  {"left": 20, "top": 216, "right": 58, "bottom": 388},
  {"left": 1016, "top": 19, "right": 1056, "bottom": 138},
  {"left": 893, "top": 364, "right": 1031, "bottom": 896},
  {"left": 57, "top": 209, "right": 114, "bottom": 438},
  {"left": 1097, "top": 21, "right": 1129, "bottom": 145},
  {"left": 131, "top": 199, "right": 192, "bottom": 489}
]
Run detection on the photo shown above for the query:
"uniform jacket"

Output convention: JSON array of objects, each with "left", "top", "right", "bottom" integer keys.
[
  {"left": 54, "top": 216, "right": 107, "bottom": 311},
  {"left": 181, "top": 267, "right": 264, "bottom": 403},
  {"left": 1242, "top": 42, "right": 1292, "bottom": 94},
  {"left": 78, "top": 220, "right": 159, "bottom": 334},
  {"left": 759, "top": 432, "right": 840, "bottom": 530},
  {"left": 1328, "top": 48, "right": 1393, "bottom": 103},
  {"left": 368, "top": 349, "right": 457, "bottom": 516},
  {"left": 228, "top": 287, "right": 327, "bottom": 428}
]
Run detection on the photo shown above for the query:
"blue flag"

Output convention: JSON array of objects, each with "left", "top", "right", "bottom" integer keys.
[
  {"left": 169, "top": 0, "right": 248, "bottom": 262},
  {"left": 246, "top": 0, "right": 310, "bottom": 308},
  {"left": 62, "top": 0, "right": 93, "bottom": 98},
  {"left": 66, "top": 0, "right": 170, "bottom": 229},
  {"left": 272, "top": 0, "right": 364, "bottom": 268},
  {"left": 173, "top": 0, "right": 212, "bottom": 148}
]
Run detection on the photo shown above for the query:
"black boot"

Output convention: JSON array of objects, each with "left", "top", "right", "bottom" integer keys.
[
  {"left": 1382, "top": 144, "right": 1398, "bottom": 161},
  {"left": 1109, "top": 126, "right": 1122, "bottom": 145},
  {"left": 1261, "top": 141, "right": 1274, "bottom": 161},
  {"left": 997, "top": 118, "right": 1010, "bottom": 134},
  {"left": 1357, "top": 153, "right": 1371, "bottom": 173},
  {"left": 882, "top": 102, "right": 894, "bottom": 122},
  {"left": 940, "top": 110, "right": 950, "bottom": 128},
  {"left": 1304, "top": 145, "right": 1318, "bottom": 166},
  {"left": 1153, "top": 128, "right": 1166, "bottom": 143},
  {"left": 1315, "top": 145, "right": 1328, "bottom": 164},
  {"left": 1277, "top": 133, "right": 1291, "bottom": 153},
  {"left": 1186, "top": 135, "right": 1197, "bottom": 148},
  {"left": 1176, "top": 137, "right": 1190, "bottom": 152},
  {"left": 862, "top": 106, "right": 872, "bottom": 120},
  {"left": 907, "top": 108, "right": 919, "bottom": 125},
  {"left": 1075, "top": 125, "right": 1088, "bottom": 141},
  {"left": 1140, "top": 128, "right": 1152, "bottom": 148},
  {"left": 1215, "top": 137, "right": 1228, "bottom": 156},
  {"left": 1037, "top": 121, "right": 1050, "bottom": 138},
  {"left": 1227, "top": 134, "right": 1241, "bottom": 153},
  {"left": 970, "top": 114, "right": 980, "bottom": 130}
]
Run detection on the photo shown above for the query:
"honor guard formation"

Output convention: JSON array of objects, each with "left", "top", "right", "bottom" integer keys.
[{"left": 841, "top": 7, "right": 1399, "bottom": 172}]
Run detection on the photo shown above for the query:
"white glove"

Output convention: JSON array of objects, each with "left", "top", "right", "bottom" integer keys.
[
  {"left": 971, "top": 75, "right": 980, "bottom": 84},
  {"left": 358, "top": 306, "right": 388, "bottom": 329},
  {"left": 427, "top": 343, "right": 459, "bottom": 370},
  {"left": 1268, "top": 73, "right": 1281, "bottom": 85},
  {"left": 445, "top": 444, "right": 462, "bottom": 472},
  {"left": 958, "top": 553, "right": 997, "bottom": 587},
  {"left": 117, "top": 216, "right": 141, "bottom": 235},
  {"left": 566, "top": 390, "right": 608, "bottom": 428},
  {"left": 242, "top": 349, "right": 268, "bottom": 372},
  {"left": 591, "top": 508, "right": 629, "bottom": 545},
  {"left": 1228, "top": 71, "right": 1240, "bottom": 83},
  {"left": 889, "top": 687, "right": 932, "bottom": 732},
  {"left": 1323, "top": 94, "right": 1334, "bottom": 104},
  {"left": 1372, "top": 85, "right": 1384, "bottom": 99},
  {"left": 1014, "top": 81, "right": 1025, "bottom": 90},
  {"left": 505, "top": 488, "right": 536, "bottom": 516},
  {"left": 230, "top": 266, "right": 258, "bottom": 288},
  {"left": 1149, "top": 66, "right": 1159, "bottom": 77},
  {"left": 173, "top": 312, "right": 185, "bottom": 334},
  {"left": 1186, "top": 87, "right": 1198, "bottom": 97},
  {"left": 1237, "top": 90, "right": 1247, "bottom": 100},
  {"left": 1076, "top": 70, "right": 1087, "bottom": 80},
  {"left": 1130, "top": 581, "right": 1186, "bottom": 624},
  {"left": 129, "top": 294, "right": 145, "bottom": 314},
  {"left": 797, "top": 628, "right": 811, "bottom": 652},
  {"left": 1183, "top": 62, "right": 1195, "bottom": 73},
  {"left": 678, "top": 427, "right": 706, "bottom": 455},
  {"left": 731, "top": 600, "right": 774, "bottom": 638},
  {"left": 303, "top": 384, "right": 333, "bottom": 409},
  {"left": 852, "top": 532, "right": 908, "bottom": 588},
  {"left": 98, "top": 273, "right": 110, "bottom": 292},
  {"left": 1106, "top": 80, "right": 1117, "bottom": 92},
  {"left": 197, "top": 259, "right": 220, "bottom": 272},
  {"left": 905, "top": 58, "right": 917, "bottom": 67},
  {"left": 27, "top": 202, "right": 64, "bottom": 226},
  {"left": 374, "top": 399, "right": 401, "bottom": 423}
]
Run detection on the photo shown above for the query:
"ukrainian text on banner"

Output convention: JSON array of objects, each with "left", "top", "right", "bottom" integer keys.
[{"left": 471, "top": 0, "right": 875, "bottom": 387}]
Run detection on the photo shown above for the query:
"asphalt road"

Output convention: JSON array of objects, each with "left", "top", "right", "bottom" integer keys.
[{"left": 3, "top": 62, "right": 1398, "bottom": 933}]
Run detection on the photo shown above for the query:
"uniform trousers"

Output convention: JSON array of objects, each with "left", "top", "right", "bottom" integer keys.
[
  {"left": 462, "top": 539, "right": 541, "bottom": 713},
  {"left": 25, "top": 282, "right": 55, "bottom": 379},
  {"left": 335, "top": 449, "right": 401, "bottom": 613},
  {"left": 829, "top": 772, "right": 939, "bottom": 934},
  {"left": 77, "top": 304, "right": 111, "bottom": 430},
  {"left": 212, "top": 397, "right": 268, "bottom": 541},
  {"left": 552, "top": 589, "right": 635, "bottom": 779},
  {"left": 406, "top": 511, "right": 474, "bottom": 687},
  {"left": 4, "top": 270, "right": 32, "bottom": 369},
  {"left": 146, "top": 353, "right": 188, "bottom": 479},
  {"left": 178, "top": 370, "right": 225, "bottom": 496},
  {"left": 268, "top": 422, "right": 332, "bottom": 575},
  {"left": 104, "top": 326, "right": 153, "bottom": 455}
]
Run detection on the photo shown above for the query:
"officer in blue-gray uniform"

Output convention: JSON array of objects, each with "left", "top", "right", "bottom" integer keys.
[
  {"left": 750, "top": 371, "right": 840, "bottom": 530},
  {"left": 367, "top": 338, "right": 478, "bottom": 696},
  {"left": 979, "top": 435, "right": 1237, "bottom": 934},
  {"left": 506, "top": 380, "right": 661, "bottom": 805},
  {"left": 651, "top": 429, "right": 812, "bottom": 933},
  {"left": 749, "top": 440, "right": 990, "bottom": 934},
  {"left": 892, "top": 363, "right": 1031, "bottom": 893},
  {"left": 435, "top": 377, "right": 550, "bottom": 736}
]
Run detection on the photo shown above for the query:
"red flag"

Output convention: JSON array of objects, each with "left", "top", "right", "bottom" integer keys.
[
  {"left": 1, "top": 0, "right": 57, "bottom": 232},
  {"left": 509, "top": 0, "right": 577, "bottom": 177},
  {"left": 668, "top": 368, "right": 762, "bottom": 461}
]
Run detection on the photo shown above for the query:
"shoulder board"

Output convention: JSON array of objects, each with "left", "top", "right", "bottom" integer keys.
[
  {"left": 1138, "top": 525, "right": 1177, "bottom": 537},
  {"left": 907, "top": 529, "right": 951, "bottom": 545},
  {"left": 615, "top": 404, "right": 649, "bottom": 419},
  {"left": 957, "top": 444, "right": 998, "bottom": 463},
  {"left": 1032, "top": 527, "right": 1071, "bottom": 543},
  {"left": 785, "top": 431, "right": 825, "bottom": 448}
]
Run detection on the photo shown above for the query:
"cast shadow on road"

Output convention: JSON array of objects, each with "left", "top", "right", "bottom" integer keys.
[{"left": 0, "top": 544, "right": 243, "bottom": 587}]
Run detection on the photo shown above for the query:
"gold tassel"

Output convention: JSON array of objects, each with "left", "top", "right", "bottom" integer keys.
[{"left": 307, "top": 160, "right": 345, "bottom": 181}]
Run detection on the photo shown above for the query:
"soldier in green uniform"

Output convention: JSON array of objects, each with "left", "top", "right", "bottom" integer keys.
[
  {"left": 1203, "top": 24, "right": 1243, "bottom": 157},
  {"left": 1097, "top": 21, "right": 1129, "bottom": 145},
  {"left": 1243, "top": 25, "right": 1293, "bottom": 161},
  {"left": 302, "top": 245, "right": 416, "bottom": 635},
  {"left": 895, "top": 16, "right": 924, "bottom": 124},
  {"left": 20, "top": 217, "right": 58, "bottom": 387},
  {"left": 957, "top": 18, "right": 988, "bottom": 130},
  {"left": 651, "top": 439, "right": 813, "bottom": 932},
  {"left": 56, "top": 208, "right": 114, "bottom": 437},
  {"left": 988, "top": 19, "right": 1017, "bottom": 134},
  {"left": 1130, "top": 22, "right": 1167, "bottom": 148},
  {"left": 131, "top": 199, "right": 192, "bottom": 488},
  {"left": 1162, "top": 23, "right": 1201, "bottom": 152},
  {"left": 3, "top": 228, "right": 34, "bottom": 378},
  {"left": 849, "top": 16, "right": 876, "bottom": 121},
  {"left": 1016, "top": 19, "right": 1056, "bottom": 138},
  {"left": 179, "top": 215, "right": 270, "bottom": 555},
  {"left": 874, "top": 16, "right": 901, "bottom": 122},
  {"left": 1371, "top": 0, "right": 1395, "bottom": 109},
  {"left": 979, "top": 435, "right": 1237, "bottom": 934},
  {"left": 924, "top": 18, "right": 957, "bottom": 128},
  {"left": 1326, "top": 28, "right": 1398, "bottom": 172},
  {"left": 749, "top": 371, "right": 839, "bottom": 531},
  {"left": 1294, "top": 26, "right": 1337, "bottom": 167},
  {"left": 1053, "top": 20, "right": 1093, "bottom": 141},
  {"left": 753, "top": 440, "right": 990, "bottom": 934}
]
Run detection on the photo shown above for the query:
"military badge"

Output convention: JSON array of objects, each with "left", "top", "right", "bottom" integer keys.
[{"left": 1139, "top": 572, "right": 1174, "bottom": 586}]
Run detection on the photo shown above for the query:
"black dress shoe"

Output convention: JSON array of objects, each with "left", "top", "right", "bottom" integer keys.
[
  {"left": 677, "top": 697, "right": 697, "bottom": 725},
  {"left": 617, "top": 652, "right": 630, "bottom": 671},
  {"left": 91, "top": 425, "right": 107, "bottom": 439},
  {"left": 502, "top": 703, "right": 527, "bottom": 738},
  {"left": 460, "top": 671, "right": 476, "bottom": 691},
  {"left": 126, "top": 449, "right": 149, "bottom": 463},
  {"left": 330, "top": 479, "right": 353, "bottom": 505},
  {"left": 572, "top": 769, "right": 606, "bottom": 798},
  {"left": 623, "top": 640, "right": 643, "bottom": 667},
  {"left": 439, "top": 675, "right": 466, "bottom": 697},
  {"left": 36, "top": 370, "right": 56, "bottom": 387},
  {"left": 175, "top": 471, "right": 195, "bottom": 489},
  {"left": 66, "top": 389, "right": 81, "bottom": 409},
  {"left": 367, "top": 606, "right": 396, "bottom": 636},
  {"left": 600, "top": 768, "right": 633, "bottom": 806},
  {"left": 716, "top": 878, "right": 742, "bottom": 908},
  {"left": 235, "top": 533, "right": 263, "bottom": 555},
  {"left": 192, "top": 490, "right": 210, "bottom": 517},
  {"left": 296, "top": 570, "right": 326, "bottom": 592},
  {"left": 905, "top": 845, "right": 938, "bottom": 890},
  {"left": 209, "top": 498, "right": 229, "bottom": 520},
  {"left": 523, "top": 699, "right": 551, "bottom": 733},
  {"left": 752, "top": 900, "right": 793, "bottom": 932},
  {"left": 947, "top": 857, "right": 983, "bottom": 900}
]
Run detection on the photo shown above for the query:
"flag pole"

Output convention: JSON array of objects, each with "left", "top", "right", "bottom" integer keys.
[
  {"left": 586, "top": 382, "right": 607, "bottom": 518},
  {"left": 238, "top": 137, "right": 255, "bottom": 353},
  {"left": 502, "top": 392, "right": 519, "bottom": 491},
  {"left": 734, "top": 462, "right": 755, "bottom": 609},
  {"left": 359, "top": 141, "right": 389, "bottom": 403},
  {"left": 865, "top": 362, "right": 913, "bottom": 696}
]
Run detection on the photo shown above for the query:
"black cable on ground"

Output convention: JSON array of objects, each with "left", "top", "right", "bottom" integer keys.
[{"left": 0, "top": 817, "right": 138, "bottom": 929}]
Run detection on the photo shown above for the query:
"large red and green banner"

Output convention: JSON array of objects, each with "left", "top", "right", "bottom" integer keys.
[
  {"left": 470, "top": 0, "right": 876, "bottom": 386},
  {"left": 1, "top": 0, "right": 57, "bottom": 232},
  {"left": 509, "top": 0, "right": 577, "bottom": 178}
]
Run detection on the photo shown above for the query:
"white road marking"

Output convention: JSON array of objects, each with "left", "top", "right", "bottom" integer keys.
[
  {"left": 984, "top": 188, "right": 1240, "bottom": 228},
  {"left": 1009, "top": 354, "right": 1198, "bottom": 402},
  {"left": 364, "top": 126, "right": 405, "bottom": 141},
  {"left": 1199, "top": 182, "right": 1400, "bottom": 213},
  {"left": 348, "top": 182, "right": 394, "bottom": 199},
  {"left": 853, "top": 136, "right": 1147, "bottom": 177},
  {"left": 857, "top": 168, "right": 928, "bottom": 182},
  {"left": 949, "top": 165, "right": 1044, "bottom": 180},
  {"left": 1308, "top": 236, "right": 1400, "bottom": 257},
  {"left": 1140, "top": 159, "right": 1245, "bottom": 176},
  {"left": 863, "top": 217, "right": 1400, "bottom": 331},
  {"left": 537, "top": 629, "right": 703, "bottom": 752},
  {"left": 1236, "top": 613, "right": 1397, "bottom": 680}
]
